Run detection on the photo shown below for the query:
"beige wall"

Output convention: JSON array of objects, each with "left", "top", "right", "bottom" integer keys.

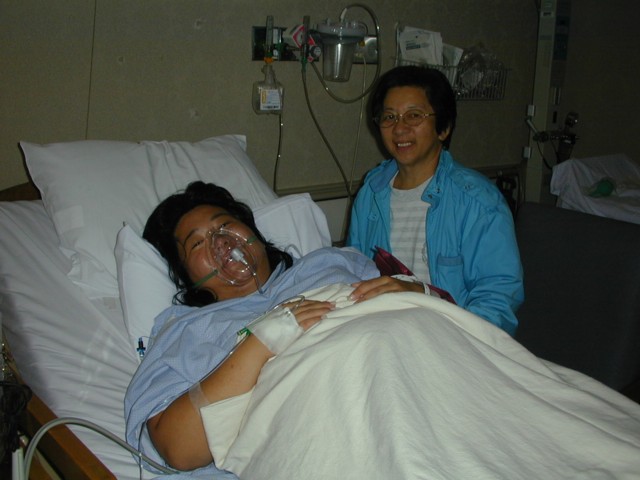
[
  {"left": 1, "top": 0, "right": 540, "bottom": 193},
  {"left": 562, "top": 0, "right": 640, "bottom": 161}
]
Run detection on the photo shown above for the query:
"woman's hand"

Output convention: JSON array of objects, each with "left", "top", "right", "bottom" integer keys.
[
  {"left": 350, "top": 276, "right": 424, "bottom": 303},
  {"left": 283, "top": 299, "right": 335, "bottom": 331}
]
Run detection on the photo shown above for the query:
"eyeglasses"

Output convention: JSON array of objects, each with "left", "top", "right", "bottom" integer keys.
[{"left": 374, "top": 110, "right": 436, "bottom": 128}]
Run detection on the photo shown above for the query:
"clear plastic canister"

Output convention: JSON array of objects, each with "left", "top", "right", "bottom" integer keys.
[{"left": 316, "top": 20, "right": 366, "bottom": 82}]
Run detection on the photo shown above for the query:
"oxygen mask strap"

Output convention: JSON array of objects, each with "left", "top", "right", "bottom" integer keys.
[{"left": 192, "top": 269, "right": 220, "bottom": 289}]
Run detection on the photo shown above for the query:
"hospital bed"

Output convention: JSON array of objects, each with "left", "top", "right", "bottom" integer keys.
[
  {"left": 1, "top": 135, "right": 639, "bottom": 479},
  {"left": 0, "top": 135, "right": 331, "bottom": 479},
  {"left": 550, "top": 153, "right": 640, "bottom": 224}
]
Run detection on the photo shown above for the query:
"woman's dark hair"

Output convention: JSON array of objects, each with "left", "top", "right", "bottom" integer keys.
[
  {"left": 143, "top": 181, "right": 293, "bottom": 307},
  {"left": 370, "top": 65, "right": 457, "bottom": 149}
]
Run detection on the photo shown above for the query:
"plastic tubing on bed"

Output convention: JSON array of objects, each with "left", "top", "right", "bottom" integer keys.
[
  {"left": 188, "top": 295, "right": 306, "bottom": 412},
  {"left": 22, "top": 417, "right": 180, "bottom": 478}
]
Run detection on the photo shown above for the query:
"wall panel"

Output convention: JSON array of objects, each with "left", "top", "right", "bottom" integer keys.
[{"left": 1, "top": 0, "right": 538, "bottom": 191}]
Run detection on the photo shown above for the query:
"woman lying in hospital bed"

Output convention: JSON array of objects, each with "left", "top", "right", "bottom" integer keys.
[{"left": 125, "top": 181, "right": 640, "bottom": 479}]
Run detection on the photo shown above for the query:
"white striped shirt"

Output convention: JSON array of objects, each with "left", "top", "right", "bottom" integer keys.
[{"left": 390, "top": 176, "right": 432, "bottom": 284}]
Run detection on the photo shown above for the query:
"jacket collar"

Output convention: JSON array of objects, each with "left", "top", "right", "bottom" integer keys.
[{"left": 369, "top": 150, "right": 453, "bottom": 198}]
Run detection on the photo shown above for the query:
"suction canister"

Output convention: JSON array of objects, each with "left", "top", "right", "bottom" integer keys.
[{"left": 316, "top": 20, "right": 366, "bottom": 82}]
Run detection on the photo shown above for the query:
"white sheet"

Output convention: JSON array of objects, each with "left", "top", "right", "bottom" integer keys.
[
  {"left": 206, "top": 284, "right": 640, "bottom": 479},
  {"left": 3, "top": 201, "right": 640, "bottom": 480},
  {"left": 551, "top": 154, "right": 640, "bottom": 224},
  {"left": 0, "top": 200, "right": 144, "bottom": 479},
  {"left": 1, "top": 192, "right": 332, "bottom": 479}
]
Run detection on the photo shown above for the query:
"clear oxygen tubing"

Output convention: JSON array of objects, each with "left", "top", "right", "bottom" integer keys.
[
  {"left": 18, "top": 300, "right": 301, "bottom": 480},
  {"left": 301, "top": 32, "right": 370, "bottom": 240},
  {"left": 299, "top": 3, "right": 381, "bottom": 245},
  {"left": 189, "top": 294, "right": 305, "bottom": 412},
  {"left": 21, "top": 417, "right": 179, "bottom": 480},
  {"left": 301, "top": 53, "right": 369, "bottom": 242},
  {"left": 301, "top": 71, "right": 353, "bottom": 199},
  {"left": 20, "top": 301, "right": 306, "bottom": 479},
  {"left": 272, "top": 5, "right": 381, "bottom": 240},
  {"left": 188, "top": 331, "right": 252, "bottom": 412},
  {"left": 343, "top": 57, "right": 369, "bottom": 240},
  {"left": 272, "top": 111, "right": 284, "bottom": 192}
]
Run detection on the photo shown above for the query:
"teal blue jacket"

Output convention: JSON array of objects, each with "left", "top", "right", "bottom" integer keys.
[{"left": 347, "top": 150, "right": 524, "bottom": 335}]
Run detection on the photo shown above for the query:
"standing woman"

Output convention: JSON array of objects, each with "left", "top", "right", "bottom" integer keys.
[{"left": 347, "top": 66, "right": 524, "bottom": 335}]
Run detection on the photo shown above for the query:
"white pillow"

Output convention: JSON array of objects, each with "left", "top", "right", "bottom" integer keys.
[
  {"left": 22, "top": 136, "right": 277, "bottom": 296},
  {"left": 115, "top": 224, "right": 176, "bottom": 352},
  {"left": 115, "top": 193, "right": 332, "bottom": 355},
  {"left": 252, "top": 192, "right": 332, "bottom": 259}
]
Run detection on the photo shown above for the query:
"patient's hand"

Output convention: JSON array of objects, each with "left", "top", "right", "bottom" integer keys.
[
  {"left": 288, "top": 299, "right": 335, "bottom": 330},
  {"left": 350, "top": 276, "right": 424, "bottom": 303}
]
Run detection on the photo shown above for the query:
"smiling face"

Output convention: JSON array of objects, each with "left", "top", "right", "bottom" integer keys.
[
  {"left": 380, "top": 86, "right": 451, "bottom": 187},
  {"left": 174, "top": 204, "right": 270, "bottom": 301}
]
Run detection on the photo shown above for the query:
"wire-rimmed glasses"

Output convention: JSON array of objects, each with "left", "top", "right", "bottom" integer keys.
[{"left": 374, "top": 109, "right": 436, "bottom": 128}]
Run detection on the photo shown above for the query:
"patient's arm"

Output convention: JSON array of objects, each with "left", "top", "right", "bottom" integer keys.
[
  {"left": 147, "top": 299, "right": 333, "bottom": 471},
  {"left": 147, "top": 334, "right": 271, "bottom": 470}
]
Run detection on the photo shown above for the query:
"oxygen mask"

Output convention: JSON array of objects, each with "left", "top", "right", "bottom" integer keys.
[{"left": 192, "top": 227, "right": 263, "bottom": 292}]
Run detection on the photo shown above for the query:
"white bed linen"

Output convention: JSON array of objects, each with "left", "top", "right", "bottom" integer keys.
[
  {"left": 0, "top": 200, "right": 143, "bottom": 479},
  {"left": 551, "top": 154, "right": 640, "bottom": 224},
  {"left": 3, "top": 201, "right": 640, "bottom": 480},
  {"left": 1, "top": 195, "right": 331, "bottom": 480},
  {"left": 204, "top": 283, "right": 640, "bottom": 479}
]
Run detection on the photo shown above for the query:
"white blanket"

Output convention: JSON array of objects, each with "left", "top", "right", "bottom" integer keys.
[
  {"left": 202, "top": 284, "right": 640, "bottom": 479},
  {"left": 551, "top": 154, "right": 640, "bottom": 224}
]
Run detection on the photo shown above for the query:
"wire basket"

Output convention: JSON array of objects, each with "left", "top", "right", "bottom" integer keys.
[{"left": 396, "top": 60, "right": 509, "bottom": 101}]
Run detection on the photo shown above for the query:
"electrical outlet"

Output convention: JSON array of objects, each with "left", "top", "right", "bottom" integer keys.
[
  {"left": 523, "top": 146, "right": 532, "bottom": 160},
  {"left": 353, "top": 35, "right": 378, "bottom": 64},
  {"left": 527, "top": 104, "right": 535, "bottom": 117}
]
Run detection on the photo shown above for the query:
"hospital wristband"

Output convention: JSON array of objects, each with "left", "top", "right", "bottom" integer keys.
[{"left": 392, "top": 274, "right": 431, "bottom": 296}]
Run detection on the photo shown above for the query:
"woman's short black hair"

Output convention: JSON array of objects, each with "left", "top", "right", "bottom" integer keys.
[
  {"left": 143, "top": 181, "right": 293, "bottom": 307},
  {"left": 370, "top": 65, "right": 457, "bottom": 149}
]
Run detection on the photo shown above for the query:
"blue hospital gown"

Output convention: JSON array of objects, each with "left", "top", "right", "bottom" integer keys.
[{"left": 124, "top": 247, "right": 379, "bottom": 477}]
